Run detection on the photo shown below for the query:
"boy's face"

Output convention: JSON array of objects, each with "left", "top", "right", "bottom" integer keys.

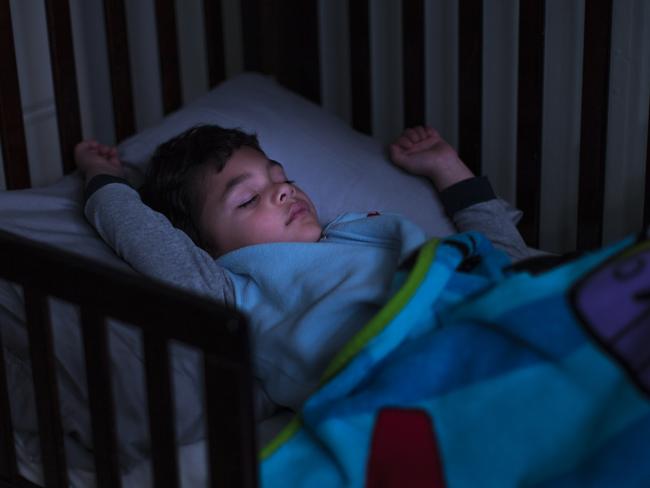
[{"left": 198, "top": 146, "right": 322, "bottom": 256}]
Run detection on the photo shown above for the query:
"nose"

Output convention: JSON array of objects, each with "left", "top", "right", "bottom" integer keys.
[{"left": 273, "top": 181, "right": 295, "bottom": 204}]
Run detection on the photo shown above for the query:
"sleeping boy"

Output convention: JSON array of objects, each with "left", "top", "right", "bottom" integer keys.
[{"left": 75, "top": 124, "right": 534, "bottom": 418}]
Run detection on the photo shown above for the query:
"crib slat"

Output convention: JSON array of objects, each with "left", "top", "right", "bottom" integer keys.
[
  {"left": 154, "top": 0, "right": 182, "bottom": 114},
  {"left": 458, "top": 0, "right": 483, "bottom": 175},
  {"left": 577, "top": 0, "right": 612, "bottom": 251},
  {"left": 402, "top": 0, "right": 425, "bottom": 128},
  {"left": 204, "top": 336, "right": 257, "bottom": 488},
  {"left": 80, "top": 308, "right": 121, "bottom": 488},
  {"left": 240, "top": 0, "right": 278, "bottom": 76},
  {"left": 23, "top": 287, "right": 69, "bottom": 488},
  {"left": 44, "top": 0, "right": 82, "bottom": 176},
  {"left": 103, "top": 0, "right": 135, "bottom": 142},
  {"left": 143, "top": 332, "right": 179, "bottom": 488},
  {"left": 0, "top": 0, "right": 31, "bottom": 190},
  {"left": 643, "top": 101, "right": 650, "bottom": 231},
  {"left": 0, "top": 324, "right": 18, "bottom": 482},
  {"left": 516, "top": 0, "right": 545, "bottom": 248},
  {"left": 274, "top": 0, "right": 321, "bottom": 104},
  {"left": 240, "top": 0, "right": 261, "bottom": 72},
  {"left": 204, "top": 0, "right": 226, "bottom": 88},
  {"left": 349, "top": 0, "right": 371, "bottom": 134}
]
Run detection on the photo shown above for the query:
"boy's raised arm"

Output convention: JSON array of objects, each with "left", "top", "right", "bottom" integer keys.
[
  {"left": 75, "top": 141, "right": 236, "bottom": 305},
  {"left": 389, "top": 126, "right": 537, "bottom": 262}
]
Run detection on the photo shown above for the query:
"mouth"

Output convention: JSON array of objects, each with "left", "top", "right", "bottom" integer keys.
[{"left": 286, "top": 201, "right": 309, "bottom": 225}]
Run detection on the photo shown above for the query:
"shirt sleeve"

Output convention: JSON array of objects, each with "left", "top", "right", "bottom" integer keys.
[
  {"left": 83, "top": 178, "right": 236, "bottom": 305},
  {"left": 439, "top": 176, "right": 545, "bottom": 262},
  {"left": 438, "top": 176, "right": 496, "bottom": 216}
]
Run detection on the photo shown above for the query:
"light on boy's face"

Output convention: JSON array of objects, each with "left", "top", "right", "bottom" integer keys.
[{"left": 199, "top": 147, "right": 322, "bottom": 256}]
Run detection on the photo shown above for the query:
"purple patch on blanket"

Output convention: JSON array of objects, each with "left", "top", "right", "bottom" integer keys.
[{"left": 572, "top": 246, "right": 650, "bottom": 394}]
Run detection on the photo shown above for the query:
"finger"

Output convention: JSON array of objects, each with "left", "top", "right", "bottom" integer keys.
[
  {"left": 99, "top": 145, "right": 114, "bottom": 157},
  {"left": 109, "top": 147, "right": 120, "bottom": 165},
  {"left": 77, "top": 140, "right": 97, "bottom": 153},
  {"left": 397, "top": 136, "right": 414, "bottom": 149},
  {"left": 405, "top": 128, "right": 419, "bottom": 144},
  {"left": 415, "top": 126, "right": 428, "bottom": 140},
  {"left": 389, "top": 143, "right": 403, "bottom": 162},
  {"left": 390, "top": 142, "right": 411, "bottom": 161}
]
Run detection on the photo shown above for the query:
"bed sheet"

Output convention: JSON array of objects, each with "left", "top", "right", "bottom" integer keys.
[{"left": 13, "top": 410, "right": 294, "bottom": 487}]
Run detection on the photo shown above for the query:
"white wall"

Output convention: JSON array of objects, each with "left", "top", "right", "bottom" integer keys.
[{"left": 1, "top": 0, "right": 649, "bottom": 253}]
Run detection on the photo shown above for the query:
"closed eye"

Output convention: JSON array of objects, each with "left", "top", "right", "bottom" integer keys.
[
  {"left": 238, "top": 195, "right": 259, "bottom": 208},
  {"left": 238, "top": 180, "right": 294, "bottom": 208}
]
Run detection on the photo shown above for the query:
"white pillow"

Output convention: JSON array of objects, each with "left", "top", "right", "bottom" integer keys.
[{"left": 119, "top": 72, "right": 456, "bottom": 237}]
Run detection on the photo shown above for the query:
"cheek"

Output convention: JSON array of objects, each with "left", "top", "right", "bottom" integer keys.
[
  {"left": 249, "top": 212, "right": 285, "bottom": 238},
  {"left": 298, "top": 191, "right": 318, "bottom": 215},
  {"left": 216, "top": 211, "right": 283, "bottom": 249},
  {"left": 206, "top": 212, "right": 245, "bottom": 251}
]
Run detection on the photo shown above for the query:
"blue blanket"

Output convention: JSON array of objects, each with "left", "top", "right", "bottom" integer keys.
[{"left": 260, "top": 230, "right": 650, "bottom": 487}]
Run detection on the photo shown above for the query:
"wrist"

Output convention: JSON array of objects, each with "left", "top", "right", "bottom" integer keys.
[
  {"left": 426, "top": 158, "right": 475, "bottom": 192},
  {"left": 84, "top": 166, "right": 124, "bottom": 185}
]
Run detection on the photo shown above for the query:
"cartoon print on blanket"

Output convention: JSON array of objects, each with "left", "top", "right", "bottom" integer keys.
[
  {"left": 571, "top": 239, "right": 650, "bottom": 394},
  {"left": 366, "top": 408, "right": 445, "bottom": 487},
  {"left": 260, "top": 230, "right": 650, "bottom": 487}
]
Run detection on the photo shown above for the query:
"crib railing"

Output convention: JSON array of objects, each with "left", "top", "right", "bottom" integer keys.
[
  {"left": 0, "top": 0, "right": 648, "bottom": 248},
  {"left": 0, "top": 229, "right": 257, "bottom": 488}
]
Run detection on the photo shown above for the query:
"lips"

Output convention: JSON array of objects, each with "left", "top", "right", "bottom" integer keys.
[{"left": 286, "top": 201, "right": 309, "bottom": 225}]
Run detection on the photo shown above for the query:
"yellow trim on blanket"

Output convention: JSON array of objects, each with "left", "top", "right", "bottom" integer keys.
[
  {"left": 320, "top": 239, "right": 439, "bottom": 382},
  {"left": 259, "top": 414, "right": 303, "bottom": 460},
  {"left": 259, "top": 239, "right": 439, "bottom": 461},
  {"left": 619, "top": 239, "right": 650, "bottom": 259}
]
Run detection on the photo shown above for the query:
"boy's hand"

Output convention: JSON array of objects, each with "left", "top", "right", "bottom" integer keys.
[
  {"left": 389, "top": 126, "right": 474, "bottom": 191},
  {"left": 74, "top": 140, "right": 125, "bottom": 183}
]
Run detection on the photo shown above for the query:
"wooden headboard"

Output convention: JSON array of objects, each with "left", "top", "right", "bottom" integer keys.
[{"left": 0, "top": 0, "right": 648, "bottom": 253}]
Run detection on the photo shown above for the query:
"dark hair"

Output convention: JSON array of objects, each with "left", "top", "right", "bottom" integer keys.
[{"left": 139, "top": 124, "right": 263, "bottom": 251}]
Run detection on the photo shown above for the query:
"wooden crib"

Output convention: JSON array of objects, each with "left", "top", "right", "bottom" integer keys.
[{"left": 0, "top": 0, "right": 648, "bottom": 486}]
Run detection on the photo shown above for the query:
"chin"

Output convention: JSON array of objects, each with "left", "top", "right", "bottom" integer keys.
[{"left": 306, "top": 227, "right": 324, "bottom": 243}]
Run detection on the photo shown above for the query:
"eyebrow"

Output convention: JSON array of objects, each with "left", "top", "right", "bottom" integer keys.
[{"left": 221, "top": 159, "right": 283, "bottom": 202}]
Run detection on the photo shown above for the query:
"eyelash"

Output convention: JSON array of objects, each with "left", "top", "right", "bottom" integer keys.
[
  {"left": 238, "top": 180, "right": 295, "bottom": 208},
  {"left": 239, "top": 195, "right": 258, "bottom": 208}
]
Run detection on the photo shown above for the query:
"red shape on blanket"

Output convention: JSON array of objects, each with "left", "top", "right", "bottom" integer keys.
[{"left": 366, "top": 408, "right": 446, "bottom": 488}]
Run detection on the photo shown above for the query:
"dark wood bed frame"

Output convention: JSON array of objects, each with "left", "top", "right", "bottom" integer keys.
[
  {"left": 0, "top": 0, "right": 648, "bottom": 487},
  {"left": 0, "top": 230, "right": 255, "bottom": 488}
]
